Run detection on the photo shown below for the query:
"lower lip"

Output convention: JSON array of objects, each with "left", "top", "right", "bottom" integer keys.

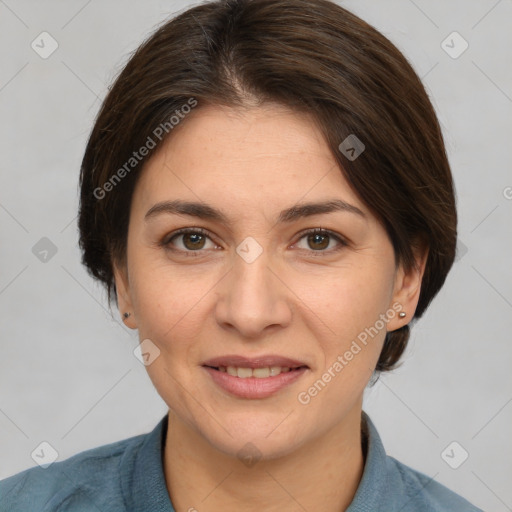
[{"left": 203, "top": 366, "right": 308, "bottom": 399}]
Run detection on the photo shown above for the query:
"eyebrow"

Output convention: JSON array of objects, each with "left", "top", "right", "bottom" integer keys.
[{"left": 144, "top": 199, "right": 366, "bottom": 225}]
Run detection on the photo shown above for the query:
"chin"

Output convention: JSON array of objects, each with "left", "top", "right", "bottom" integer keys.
[
  {"left": 196, "top": 411, "right": 311, "bottom": 462},
  {"left": 209, "top": 430, "right": 303, "bottom": 463}
]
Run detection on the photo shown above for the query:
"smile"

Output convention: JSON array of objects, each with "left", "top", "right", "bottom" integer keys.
[
  {"left": 212, "top": 365, "right": 296, "bottom": 378},
  {"left": 202, "top": 365, "right": 308, "bottom": 399}
]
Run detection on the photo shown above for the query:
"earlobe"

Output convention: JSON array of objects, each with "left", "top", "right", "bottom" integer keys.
[
  {"left": 388, "top": 243, "right": 429, "bottom": 332},
  {"left": 113, "top": 263, "right": 138, "bottom": 329}
]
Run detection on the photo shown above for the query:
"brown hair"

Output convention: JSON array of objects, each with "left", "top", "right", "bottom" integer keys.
[{"left": 78, "top": 0, "right": 457, "bottom": 374}]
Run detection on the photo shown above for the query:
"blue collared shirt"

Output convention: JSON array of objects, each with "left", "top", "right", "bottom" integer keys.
[{"left": 0, "top": 411, "right": 482, "bottom": 511}]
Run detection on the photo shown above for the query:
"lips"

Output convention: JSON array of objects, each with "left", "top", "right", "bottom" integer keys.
[{"left": 201, "top": 354, "right": 309, "bottom": 399}]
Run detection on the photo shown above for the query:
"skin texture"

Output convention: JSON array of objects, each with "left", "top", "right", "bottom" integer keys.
[{"left": 114, "top": 104, "right": 427, "bottom": 512}]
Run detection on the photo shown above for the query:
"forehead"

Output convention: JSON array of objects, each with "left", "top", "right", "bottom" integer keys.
[{"left": 132, "top": 104, "right": 367, "bottom": 217}]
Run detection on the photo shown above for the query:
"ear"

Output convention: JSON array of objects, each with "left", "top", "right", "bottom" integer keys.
[
  {"left": 387, "top": 241, "right": 429, "bottom": 332},
  {"left": 113, "top": 261, "right": 138, "bottom": 329}
]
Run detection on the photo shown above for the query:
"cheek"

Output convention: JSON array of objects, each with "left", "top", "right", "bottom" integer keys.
[
  {"left": 300, "top": 260, "right": 395, "bottom": 341},
  {"left": 129, "top": 253, "right": 219, "bottom": 349},
  {"left": 293, "top": 289, "right": 388, "bottom": 420},
  {"left": 128, "top": 261, "right": 214, "bottom": 408},
  {"left": 296, "top": 259, "right": 394, "bottom": 392}
]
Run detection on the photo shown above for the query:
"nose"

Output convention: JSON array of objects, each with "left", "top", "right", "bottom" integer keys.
[{"left": 214, "top": 244, "right": 292, "bottom": 339}]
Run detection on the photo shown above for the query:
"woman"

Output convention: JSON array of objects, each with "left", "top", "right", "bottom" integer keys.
[{"left": 0, "top": 0, "right": 483, "bottom": 510}]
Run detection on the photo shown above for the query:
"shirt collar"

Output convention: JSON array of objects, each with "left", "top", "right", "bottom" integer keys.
[
  {"left": 125, "top": 410, "right": 388, "bottom": 512},
  {"left": 345, "top": 410, "right": 390, "bottom": 511},
  {"left": 123, "top": 413, "right": 176, "bottom": 512}
]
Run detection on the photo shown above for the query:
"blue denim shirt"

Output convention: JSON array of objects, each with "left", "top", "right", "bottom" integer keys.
[{"left": 0, "top": 411, "right": 482, "bottom": 511}]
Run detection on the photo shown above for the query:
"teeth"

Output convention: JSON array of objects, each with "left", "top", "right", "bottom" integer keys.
[
  {"left": 222, "top": 366, "right": 293, "bottom": 378},
  {"left": 237, "top": 367, "right": 253, "bottom": 378},
  {"left": 270, "top": 366, "right": 283, "bottom": 376},
  {"left": 253, "top": 367, "right": 270, "bottom": 378}
]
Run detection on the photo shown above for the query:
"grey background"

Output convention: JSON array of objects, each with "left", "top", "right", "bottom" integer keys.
[{"left": 1, "top": 1, "right": 511, "bottom": 510}]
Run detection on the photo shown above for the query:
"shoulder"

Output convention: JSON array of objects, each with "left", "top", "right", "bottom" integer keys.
[
  {"left": 355, "top": 412, "right": 483, "bottom": 512},
  {"left": 386, "top": 455, "right": 483, "bottom": 512},
  {"left": 0, "top": 432, "right": 148, "bottom": 512}
]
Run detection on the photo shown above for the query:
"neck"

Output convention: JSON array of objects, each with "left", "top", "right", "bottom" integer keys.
[{"left": 163, "top": 406, "right": 365, "bottom": 512}]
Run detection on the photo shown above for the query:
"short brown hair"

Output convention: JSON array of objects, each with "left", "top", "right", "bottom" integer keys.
[{"left": 78, "top": 0, "right": 457, "bottom": 374}]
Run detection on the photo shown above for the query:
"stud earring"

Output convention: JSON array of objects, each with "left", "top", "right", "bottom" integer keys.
[
  {"left": 123, "top": 312, "right": 131, "bottom": 319},
  {"left": 398, "top": 312, "right": 406, "bottom": 318}
]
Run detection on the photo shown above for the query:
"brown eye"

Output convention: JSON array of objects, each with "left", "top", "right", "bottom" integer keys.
[
  {"left": 181, "top": 232, "right": 206, "bottom": 250},
  {"left": 307, "top": 232, "right": 330, "bottom": 250},
  {"left": 164, "top": 228, "right": 217, "bottom": 254},
  {"left": 295, "top": 228, "right": 347, "bottom": 253}
]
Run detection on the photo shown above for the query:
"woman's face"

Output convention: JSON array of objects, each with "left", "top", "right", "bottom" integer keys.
[{"left": 115, "top": 104, "right": 423, "bottom": 459}]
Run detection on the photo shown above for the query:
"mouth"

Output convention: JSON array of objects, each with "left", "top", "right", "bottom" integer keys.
[
  {"left": 203, "top": 365, "right": 307, "bottom": 378},
  {"left": 201, "top": 355, "right": 309, "bottom": 399}
]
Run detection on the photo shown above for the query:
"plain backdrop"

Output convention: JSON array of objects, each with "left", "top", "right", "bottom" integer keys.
[{"left": 1, "top": 1, "right": 511, "bottom": 511}]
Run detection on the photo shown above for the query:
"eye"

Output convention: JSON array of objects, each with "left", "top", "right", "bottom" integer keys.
[
  {"left": 161, "top": 227, "right": 347, "bottom": 256},
  {"left": 163, "top": 228, "right": 218, "bottom": 254},
  {"left": 294, "top": 228, "right": 347, "bottom": 253}
]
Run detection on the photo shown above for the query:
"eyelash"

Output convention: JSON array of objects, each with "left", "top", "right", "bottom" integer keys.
[{"left": 161, "top": 227, "right": 348, "bottom": 257}]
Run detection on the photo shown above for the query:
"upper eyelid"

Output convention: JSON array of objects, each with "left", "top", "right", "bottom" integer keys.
[
  {"left": 165, "top": 227, "right": 214, "bottom": 243},
  {"left": 294, "top": 228, "right": 348, "bottom": 248}
]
